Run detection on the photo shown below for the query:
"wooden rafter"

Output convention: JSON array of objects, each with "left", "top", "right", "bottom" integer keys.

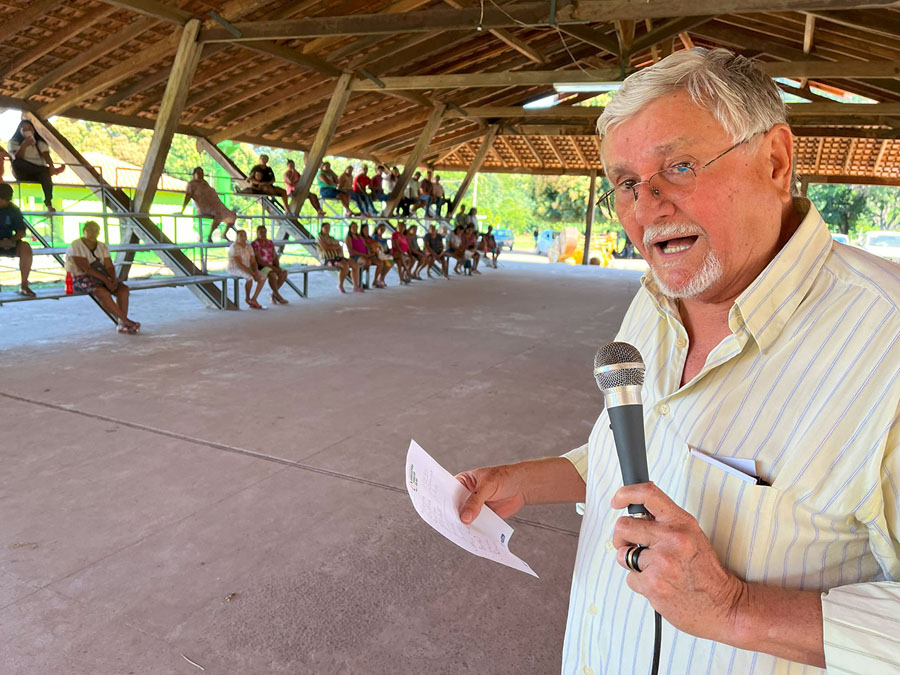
[
  {"left": 94, "top": 0, "right": 190, "bottom": 25},
  {"left": 0, "top": 0, "right": 63, "bottom": 43}
]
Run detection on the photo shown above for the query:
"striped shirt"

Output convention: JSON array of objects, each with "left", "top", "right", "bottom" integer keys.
[{"left": 562, "top": 200, "right": 900, "bottom": 674}]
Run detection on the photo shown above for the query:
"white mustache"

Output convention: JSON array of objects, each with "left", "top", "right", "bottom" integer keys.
[{"left": 643, "top": 223, "right": 705, "bottom": 248}]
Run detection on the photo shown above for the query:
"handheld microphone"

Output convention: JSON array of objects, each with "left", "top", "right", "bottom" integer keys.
[{"left": 594, "top": 342, "right": 651, "bottom": 518}]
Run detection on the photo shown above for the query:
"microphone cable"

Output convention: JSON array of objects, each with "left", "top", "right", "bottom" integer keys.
[{"left": 651, "top": 609, "right": 661, "bottom": 675}]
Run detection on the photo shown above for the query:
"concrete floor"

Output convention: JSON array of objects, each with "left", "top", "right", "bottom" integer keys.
[{"left": 0, "top": 259, "right": 642, "bottom": 675}]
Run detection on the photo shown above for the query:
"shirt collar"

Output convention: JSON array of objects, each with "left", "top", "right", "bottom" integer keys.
[{"left": 640, "top": 199, "right": 832, "bottom": 352}]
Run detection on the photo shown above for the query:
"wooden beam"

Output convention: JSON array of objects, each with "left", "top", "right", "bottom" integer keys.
[
  {"left": 615, "top": 20, "right": 636, "bottom": 62},
  {"left": 350, "top": 67, "right": 624, "bottom": 90},
  {"left": 515, "top": 124, "right": 596, "bottom": 135},
  {"left": 791, "top": 127, "right": 900, "bottom": 139},
  {"left": 775, "top": 81, "right": 834, "bottom": 103},
  {"left": 451, "top": 106, "right": 603, "bottom": 119},
  {"left": 803, "top": 14, "right": 816, "bottom": 54},
  {"left": 801, "top": 174, "right": 900, "bottom": 187},
  {"left": 761, "top": 60, "right": 900, "bottom": 80},
  {"left": 0, "top": 5, "right": 118, "bottom": 79},
  {"left": 630, "top": 15, "right": 713, "bottom": 55},
  {"left": 328, "top": 111, "right": 432, "bottom": 156},
  {"left": 288, "top": 72, "right": 355, "bottom": 214},
  {"left": 94, "top": 0, "right": 191, "bottom": 24},
  {"left": 787, "top": 103, "right": 900, "bottom": 116},
  {"left": 520, "top": 134, "right": 544, "bottom": 167},
  {"left": 806, "top": 9, "right": 900, "bottom": 40},
  {"left": 440, "top": 0, "right": 547, "bottom": 64},
  {"left": 582, "top": 170, "right": 597, "bottom": 265},
  {"left": 383, "top": 104, "right": 447, "bottom": 216},
  {"left": 16, "top": 16, "right": 159, "bottom": 100},
  {"left": 679, "top": 32, "right": 695, "bottom": 49},
  {"left": 558, "top": 24, "right": 619, "bottom": 56},
  {"left": 0, "top": 0, "right": 62, "bottom": 43},
  {"left": 133, "top": 19, "right": 202, "bottom": 213},
  {"left": 243, "top": 42, "right": 342, "bottom": 78},
  {"left": 449, "top": 125, "right": 499, "bottom": 216}
]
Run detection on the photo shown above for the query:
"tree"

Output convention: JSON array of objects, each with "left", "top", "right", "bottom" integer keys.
[
  {"left": 807, "top": 184, "right": 868, "bottom": 235},
  {"left": 864, "top": 186, "right": 900, "bottom": 231}
]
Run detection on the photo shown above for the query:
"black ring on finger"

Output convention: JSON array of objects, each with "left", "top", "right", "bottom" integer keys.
[{"left": 625, "top": 545, "right": 647, "bottom": 573}]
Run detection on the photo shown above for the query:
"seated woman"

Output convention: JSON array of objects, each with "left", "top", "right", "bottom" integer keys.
[
  {"left": 374, "top": 222, "right": 408, "bottom": 286},
  {"left": 338, "top": 166, "right": 367, "bottom": 216},
  {"left": 360, "top": 223, "right": 390, "bottom": 288},
  {"left": 228, "top": 229, "right": 266, "bottom": 309},
  {"left": 283, "top": 158, "right": 325, "bottom": 217},
  {"left": 8, "top": 120, "right": 65, "bottom": 212},
  {"left": 424, "top": 223, "right": 450, "bottom": 278},
  {"left": 0, "top": 182, "right": 35, "bottom": 296},
  {"left": 445, "top": 224, "right": 466, "bottom": 275},
  {"left": 479, "top": 225, "right": 500, "bottom": 269},
  {"left": 462, "top": 223, "right": 482, "bottom": 275},
  {"left": 346, "top": 221, "right": 386, "bottom": 289},
  {"left": 405, "top": 224, "right": 432, "bottom": 280},
  {"left": 391, "top": 222, "right": 416, "bottom": 285},
  {"left": 317, "top": 222, "right": 362, "bottom": 293},
  {"left": 316, "top": 162, "right": 352, "bottom": 216},
  {"left": 252, "top": 225, "right": 289, "bottom": 305},
  {"left": 65, "top": 220, "right": 140, "bottom": 333},
  {"left": 179, "top": 167, "right": 238, "bottom": 242}
]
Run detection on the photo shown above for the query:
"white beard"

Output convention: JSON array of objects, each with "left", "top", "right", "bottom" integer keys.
[{"left": 643, "top": 223, "right": 724, "bottom": 299}]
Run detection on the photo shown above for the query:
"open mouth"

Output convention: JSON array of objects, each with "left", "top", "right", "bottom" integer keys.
[{"left": 653, "top": 235, "right": 699, "bottom": 255}]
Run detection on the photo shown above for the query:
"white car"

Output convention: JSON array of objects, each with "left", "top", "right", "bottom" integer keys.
[
  {"left": 860, "top": 231, "right": 900, "bottom": 264},
  {"left": 831, "top": 233, "right": 849, "bottom": 245}
]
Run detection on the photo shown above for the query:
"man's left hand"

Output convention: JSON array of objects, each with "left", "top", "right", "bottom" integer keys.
[{"left": 611, "top": 482, "right": 747, "bottom": 645}]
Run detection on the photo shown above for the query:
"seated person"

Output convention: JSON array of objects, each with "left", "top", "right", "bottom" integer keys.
[
  {"left": 390, "top": 222, "right": 414, "bottom": 285},
  {"left": 0, "top": 182, "right": 34, "bottom": 296},
  {"left": 0, "top": 146, "right": 9, "bottom": 176},
  {"left": 424, "top": 223, "right": 450, "bottom": 278},
  {"left": 432, "top": 175, "right": 448, "bottom": 218},
  {"left": 316, "top": 222, "right": 362, "bottom": 293},
  {"left": 251, "top": 225, "right": 289, "bottom": 305},
  {"left": 8, "top": 120, "right": 65, "bottom": 212},
  {"left": 339, "top": 166, "right": 366, "bottom": 216},
  {"left": 284, "top": 158, "right": 325, "bottom": 217},
  {"left": 399, "top": 171, "right": 419, "bottom": 217},
  {"left": 179, "top": 167, "right": 238, "bottom": 242},
  {"left": 346, "top": 221, "right": 385, "bottom": 289},
  {"left": 454, "top": 205, "right": 469, "bottom": 230},
  {"left": 352, "top": 164, "right": 377, "bottom": 216},
  {"left": 316, "top": 161, "right": 352, "bottom": 216},
  {"left": 360, "top": 223, "right": 390, "bottom": 288},
  {"left": 462, "top": 223, "right": 481, "bottom": 275},
  {"left": 418, "top": 170, "right": 435, "bottom": 217},
  {"left": 405, "top": 224, "right": 431, "bottom": 280},
  {"left": 228, "top": 229, "right": 266, "bottom": 309},
  {"left": 371, "top": 165, "right": 389, "bottom": 202},
  {"left": 240, "top": 154, "right": 289, "bottom": 212},
  {"left": 479, "top": 225, "right": 500, "bottom": 269},
  {"left": 446, "top": 224, "right": 466, "bottom": 275},
  {"left": 65, "top": 220, "right": 140, "bottom": 332}
]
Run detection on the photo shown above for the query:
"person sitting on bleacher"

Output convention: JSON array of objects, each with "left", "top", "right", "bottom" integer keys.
[
  {"left": 361, "top": 223, "right": 391, "bottom": 287},
  {"left": 316, "top": 162, "right": 352, "bottom": 216},
  {"left": 0, "top": 182, "right": 35, "bottom": 297},
  {"left": 372, "top": 165, "right": 389, "bottom": 202},
  {"left": 462, "top": 223, "right": 482, "bottom": 275},
  {"left": 65, "top": 220, "right": 140, "bottom": 333},
  {"left": 406, "top": 224, "right": 431, "bottom": 280},
  {"left": 454, "top": 205, "right": 468, "bottom": 230},
  {"left": 8, "top": 120, "right": 65, "bottom": 213},
  {"left": 391, "top": 222, "right": 416, "bottom": 285},
  {"left": 317, "top": 222, "right": 362, "bottom": 294},
  {"left": 399, "top": 171, "right": 420, "bottom": 217},
  {"left": 0, "top": 146, "right": 9, "bottom": 176},
  {"left": 479, "top": 225, "right": 501, "bottom": 269},
  {"left": 352, "top": 165, "right": 377, "bottom": 217},
  {"left": 432, "top": 175, "right": 448, "bottom": 218},
  {"left": 180, "top": 167, "right": 238, "bottom": 242},
  {"left": 339, "top": 166, "right": 367, "bottom": 216},
  {"left": 240, "top": 154, "right": 290, "bottom": 212},
  {"left": 424, "top": 223, "right": 450, "bottom": 278},
  {"left": 446, "top": 224, "right": 465, "bottom": 275},
  {"left": 373, "top": 223, "right": 405, "bottom": 286},
  {"left": 228, "top": 229, "right": 266, "bottom": 309},
  {"left": 418, "top": 170, "right": 435, "bottom": 217},
  {"left": 346, "top": 221, "right": 386, "bottom": 289},
  {"left": 283, "top": 158, "right": 325, "bottom": 217},
  {"left": 252, "top": 225, "right": 289, "bottom": 305}
]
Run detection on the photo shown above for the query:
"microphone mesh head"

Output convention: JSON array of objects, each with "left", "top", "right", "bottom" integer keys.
[{"left": 594, "top": 342, "right": 645, "bottom": 390}]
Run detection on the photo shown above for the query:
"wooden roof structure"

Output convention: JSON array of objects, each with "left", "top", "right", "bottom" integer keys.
[{"left": 1, "top": 0, "right": 899, "bottom": 187}]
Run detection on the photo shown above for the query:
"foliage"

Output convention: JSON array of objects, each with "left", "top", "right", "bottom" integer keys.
[{"left": 807, "top": 183, "right": 900, "bottom": 237}]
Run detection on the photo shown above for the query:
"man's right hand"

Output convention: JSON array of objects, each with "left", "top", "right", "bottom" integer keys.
[{"left": 455, "top": 464, "right": 527, "bottom": 524}]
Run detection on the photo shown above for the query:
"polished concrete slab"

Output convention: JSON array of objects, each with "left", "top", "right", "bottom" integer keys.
[{"left": 0, "top": 260, "right": 642, "bottom": 674}]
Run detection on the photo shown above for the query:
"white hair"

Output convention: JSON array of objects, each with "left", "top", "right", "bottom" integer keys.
[{"left": 597, "top": 47, "right": 792, "bottom": 189}]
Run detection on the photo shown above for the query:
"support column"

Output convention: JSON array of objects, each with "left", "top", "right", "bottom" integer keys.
[
  {"left": 582, "top": 170, "right": 597, "bottom": 266},
  {"left": 382, "top": 104, "right": 447, "bottom": 217},
  {"left": 133, "top": 19, "right": 202, "bottom": 213},
  {"left": 448, "top": 125, "right": 499, "bottom": 217},
  {"left": 288, "top": 71, "right": 354, "bottom": 215}
]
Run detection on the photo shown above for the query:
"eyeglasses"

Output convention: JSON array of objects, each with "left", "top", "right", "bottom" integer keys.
[{"left": 599, "top": 136, "right": 755, "bottom": 216}]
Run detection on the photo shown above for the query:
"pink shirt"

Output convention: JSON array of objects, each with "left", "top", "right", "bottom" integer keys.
[
  {"left": 349, "top": 234, "right": 368, "bottom": 256},
  {"left": 392, "top": 232, "right": 409, "bottom": 253}
]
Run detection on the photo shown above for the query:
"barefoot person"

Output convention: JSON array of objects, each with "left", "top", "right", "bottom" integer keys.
[
  {"left": 179, "top": 167, "right": 238, "bottom": 242},
  {"left": 317, "top": 222, "right": 362, "bottom": 293},
  {"left": 252, "top": 225, "right": 289, "bottom": 304},
  {"left": 0, "top": 182, "right": 34, "bottom": 296},
  {"left": 65, "top": 220, "right": 140, "bottom": 333},
  {"left": 228, "top": 229, "right": 266, "bottom": 309}
]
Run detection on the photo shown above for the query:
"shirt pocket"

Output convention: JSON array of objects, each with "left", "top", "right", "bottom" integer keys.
[{"left": 680, "top": 448, "right": 780, "bottom": 581}]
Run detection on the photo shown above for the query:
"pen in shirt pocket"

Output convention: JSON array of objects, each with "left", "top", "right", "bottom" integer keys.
[{"left": 689, "top": 447, "right": 771, "bottom": 486}]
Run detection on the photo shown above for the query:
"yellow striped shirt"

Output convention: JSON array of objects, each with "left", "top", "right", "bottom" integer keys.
[{"left": 563, "top": 200, "right": 900, "bottom": 674}]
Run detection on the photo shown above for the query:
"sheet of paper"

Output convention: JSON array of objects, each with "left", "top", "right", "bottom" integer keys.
[
  {"left": 689, "top": 447, "right": 758, "bottom": 484},
  {"left": 405, "top": 439, "right": 538, "bottom": 577}
]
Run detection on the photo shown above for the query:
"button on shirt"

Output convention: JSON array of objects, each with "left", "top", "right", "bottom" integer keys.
[{"left": 562, "top": 200, "right": 900, "bottom": 674}]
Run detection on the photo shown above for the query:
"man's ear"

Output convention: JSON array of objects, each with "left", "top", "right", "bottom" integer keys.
[{"left": 765, "top": 123, "right": 795, "bottom": 204}]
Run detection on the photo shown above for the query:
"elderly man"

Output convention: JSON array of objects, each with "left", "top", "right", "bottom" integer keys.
[{"left": 457, "top": 48, "right": 900, "bottom": 673}]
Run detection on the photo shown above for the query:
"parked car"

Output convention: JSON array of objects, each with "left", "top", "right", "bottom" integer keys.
[
  {"left": 492, "top": 228, "right": 514, "bottom": 251},
  {"left": 831, "top": 232, "right": 849, "bottom": 245},
  {"left": 860, "top": 230, "right": 900, "bottom": 264},
  {"left": 536, "top": 229, "right": 560, "bottom": 256}
]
